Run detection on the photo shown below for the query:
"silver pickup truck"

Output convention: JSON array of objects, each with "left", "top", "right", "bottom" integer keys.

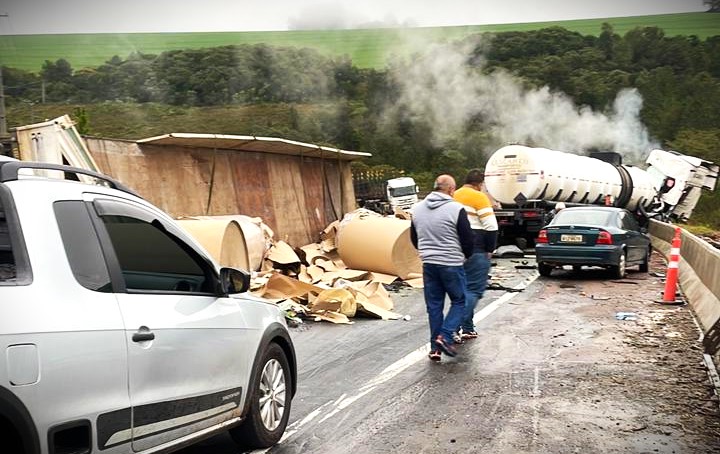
[{"left": 0, "top": 159, "right": 296, "bottom": 454}]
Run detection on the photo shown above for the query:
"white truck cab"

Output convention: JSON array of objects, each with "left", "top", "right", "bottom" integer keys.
[{"left": 385, "top": 177, "right": 419, "bottom": 212}]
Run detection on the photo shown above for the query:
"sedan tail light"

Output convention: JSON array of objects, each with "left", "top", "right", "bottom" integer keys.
[
  {"left": 536, "top": 229, "right": 548, "bottom": 243},
  {"left": 596, "top": 230, "right": 613, "bottom": 244}
]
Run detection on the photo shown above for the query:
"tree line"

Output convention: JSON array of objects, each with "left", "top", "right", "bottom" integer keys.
[{"left": 4, "top": 24, "right": 720, "bottom": 225}]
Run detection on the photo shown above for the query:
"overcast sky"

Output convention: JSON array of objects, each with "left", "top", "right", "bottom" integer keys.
[{"left": 0, "top": 0, "right": 708, "bottom": 35}]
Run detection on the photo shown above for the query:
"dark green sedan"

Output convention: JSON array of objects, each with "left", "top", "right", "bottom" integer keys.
[{"left": 535, "top": 206, "right": 651, "bottom": 278}]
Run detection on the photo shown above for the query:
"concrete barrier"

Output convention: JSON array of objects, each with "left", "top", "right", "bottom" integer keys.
[{"left": 649, "top": 219, "right": 720, "bottom": 354}]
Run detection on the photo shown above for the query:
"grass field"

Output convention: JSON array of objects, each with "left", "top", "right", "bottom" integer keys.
[{"left": 1, "top": 12, "right": 719, "bottom": 72}]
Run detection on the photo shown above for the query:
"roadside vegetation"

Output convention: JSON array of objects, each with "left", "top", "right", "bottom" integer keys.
[{"left": 3, "top": 12, "right": 720, "bottom": 229}]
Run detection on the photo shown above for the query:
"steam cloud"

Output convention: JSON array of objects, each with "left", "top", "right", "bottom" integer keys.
[{"left": 385, "top": 36, "right": 659, "bottom": 163}]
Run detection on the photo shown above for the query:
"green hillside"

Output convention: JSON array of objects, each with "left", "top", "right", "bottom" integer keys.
[{"left": 1, "top": 12, "right": 718, "bottom": 71}]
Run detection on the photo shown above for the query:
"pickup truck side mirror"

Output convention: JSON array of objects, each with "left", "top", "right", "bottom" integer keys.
[{"left": 220, "top": 267, "right": 251, "bottom": 294}]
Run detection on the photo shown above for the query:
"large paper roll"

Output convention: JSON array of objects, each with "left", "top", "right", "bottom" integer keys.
[
  {"left": 232, "top": 216, "right": 267, "bottom": 272},
  {"left": 194, "top": 215, "right": 267, "bottom": 271},
  {"left": 336, "top": 217, "right": 421, "bottom": 279},
  {"left": 176, "top": 219, "right": 250, "bottom": 271}
]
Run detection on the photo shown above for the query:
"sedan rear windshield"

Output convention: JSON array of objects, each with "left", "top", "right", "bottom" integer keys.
[{"left": 553, "top": 210, "right": 612, "bottom": 226}]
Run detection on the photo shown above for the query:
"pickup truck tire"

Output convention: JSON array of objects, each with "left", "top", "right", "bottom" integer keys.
[
  {"left": 0, "top": 387, "right": 40, "bottom": 454},
  {"left": 538, "top": 263, "right": 553, "bottom": 277},
  {"left": 230, "top": 343, "right": 291, "bottom": 449}
]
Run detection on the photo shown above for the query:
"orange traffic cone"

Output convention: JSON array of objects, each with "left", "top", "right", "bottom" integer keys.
[{"left": 660, "top": 227, "right": 683, "bottom": 305}]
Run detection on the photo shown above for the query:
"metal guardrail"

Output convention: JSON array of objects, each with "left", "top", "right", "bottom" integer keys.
[{"left": 649, "top": 219, "right": 720, "bottom": 354}]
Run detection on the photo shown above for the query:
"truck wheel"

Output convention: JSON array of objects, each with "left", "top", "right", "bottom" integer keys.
[
  {"left": 515, "top": 237, "right": 528, "bottom": 250},
  {"left": 230, "top": 343, "right": 291, "bottom": 449},
  {"left": 612, "top": 251, "right": 627, "bottom": 279},
  {"left": 538, "top": 263, "right": 553, "bottom": 277}
]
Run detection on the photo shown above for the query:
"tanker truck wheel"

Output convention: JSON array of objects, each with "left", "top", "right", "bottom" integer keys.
[
  {"left": 612, "top": 251, "right": 627, "bottom": 279},
  {"left": 515, "top": 237, "right": 528, "bottom": 250},
  {"left": 538, "top": 263, "right": 553, "bottom": 277}
]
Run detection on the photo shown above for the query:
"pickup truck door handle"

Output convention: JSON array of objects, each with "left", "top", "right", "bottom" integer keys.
[{"left": 132, "top": 331, "right": 155, "bottom": 342}]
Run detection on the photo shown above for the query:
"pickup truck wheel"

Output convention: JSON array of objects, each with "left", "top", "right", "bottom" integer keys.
[
  {"left": 613, "top": 251, "right": 627, "bottom": 279},
  {"left": 230, "top": 343, "right": 291, "bottom": 449},
  {"left": 538, "top": 263, "right": 553, "bottom": 277}
]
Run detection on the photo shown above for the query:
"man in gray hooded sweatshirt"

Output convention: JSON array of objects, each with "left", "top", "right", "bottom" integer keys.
[{"left": 410, "top": 174, "right": 474, "bottom": 361}]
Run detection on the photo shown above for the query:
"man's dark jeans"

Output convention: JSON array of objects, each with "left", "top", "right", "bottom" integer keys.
[
  {"left": 460, "top": 251, "right": 491, "bottom": 332},
  {"left": 422, "top": 263, "right": 466, "bottom": 348}
]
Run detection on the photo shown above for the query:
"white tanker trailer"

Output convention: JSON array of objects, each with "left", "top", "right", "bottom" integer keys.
[{"left": 484, "top": 144, "right": 718, "bottom": 246}]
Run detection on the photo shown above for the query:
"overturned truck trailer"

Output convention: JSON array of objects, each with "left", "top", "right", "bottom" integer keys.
[{"left": 484, "top": 144, "right": 718, "bottom": 246}]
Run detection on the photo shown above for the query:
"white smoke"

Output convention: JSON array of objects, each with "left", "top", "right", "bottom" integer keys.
[{"left": 386, "top": 36, "right": 659, "bottom": 163}]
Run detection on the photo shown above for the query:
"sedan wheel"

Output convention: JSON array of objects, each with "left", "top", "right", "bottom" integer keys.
[
  {"left": 613, "top": 251, "right": 626, "bottom": 279},
  {"left": 230, "top": 343, "right": 292, "bottom": 449},
  {"left": 639, "top": 247, "right": 651, "bottom": 273},
  {"left": 538, "top": 262, "right": 553, "bottom": 277}
]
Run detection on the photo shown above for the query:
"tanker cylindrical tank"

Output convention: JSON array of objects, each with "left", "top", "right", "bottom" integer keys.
[{"left": 484, "top": 145, "right": 657, "bottom": 210}]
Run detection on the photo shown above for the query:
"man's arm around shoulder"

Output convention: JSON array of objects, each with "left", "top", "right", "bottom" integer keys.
[{"left": 456, "top": 209, "right": 474, "bottom": 259}]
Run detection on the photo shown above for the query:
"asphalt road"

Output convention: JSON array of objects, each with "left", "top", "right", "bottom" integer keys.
[{"left": 180, "top": 254, "right": 720, "bottom": 453}]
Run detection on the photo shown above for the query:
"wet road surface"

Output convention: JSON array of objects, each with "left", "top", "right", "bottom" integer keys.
[{"left": 180, "top": 254, "right": 720, "bottom": 453}]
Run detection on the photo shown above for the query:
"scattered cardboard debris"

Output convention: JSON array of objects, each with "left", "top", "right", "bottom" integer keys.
[
  {"left": 404, "top": 277, "right": 424, "bottom": 288},
  {"left": 188, "top": 210, "right": 424, "bottom": 325},
  {"left": 310, "top": 288, "right": 357, "bottom": 317},
  {"left": 369, "top": 272, "right": 399, "bottom": 285},
  {"left": 267, "top": 240, "right": 301, "bottom": 265}
]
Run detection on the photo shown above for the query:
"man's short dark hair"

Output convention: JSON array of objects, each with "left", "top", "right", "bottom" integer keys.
[{"left": 465, "top": 169, "right": 485, "bottom": 185}]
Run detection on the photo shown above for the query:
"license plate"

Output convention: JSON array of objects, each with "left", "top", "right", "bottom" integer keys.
[{"left": 561, "top": 234, "right": 583, "bottom": 243}]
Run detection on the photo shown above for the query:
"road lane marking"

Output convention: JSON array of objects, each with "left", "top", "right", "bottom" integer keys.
[
  {"left": 532, "top": 366, "right": 541, "bottom": 445},
  {"left": 262, "top": 275, "right": 538, "bottom": 451}
]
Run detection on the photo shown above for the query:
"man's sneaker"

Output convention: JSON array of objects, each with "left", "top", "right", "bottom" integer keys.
[
  {"left": 428, "top": 350, "right": 441, "bottom": 362},
  {"left": 461, "top": 330, "right": 479, "bottom": 340},
  {"left": 435, "top": 335, "right": 458, "bottom": 357},
  {"left": 452, "top": 332, "right": 464, "bottom": 344}
]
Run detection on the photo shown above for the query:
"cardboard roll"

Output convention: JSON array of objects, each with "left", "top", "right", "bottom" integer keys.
[
  {"left": 176, "top": 219, "right": 250, "bottom": 271},
  {"left": 188, "top": 215, "right": 269, "bottom": 271},
  {"left": 336, "top": 216, "right": 421, "bottom": 280}
]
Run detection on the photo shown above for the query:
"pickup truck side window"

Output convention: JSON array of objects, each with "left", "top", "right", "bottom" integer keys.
[
  {"left": 93, "top": 200, "right": 215, "bottom": 294},
  {"left": 0, "top": 194, "right": 15, "bottom": 282},
  {"left": 55, "top": 201, "right": 113, "bottom": 292},
  {"left": 0, "top": 184, "right": 32, "bottom": 286}
]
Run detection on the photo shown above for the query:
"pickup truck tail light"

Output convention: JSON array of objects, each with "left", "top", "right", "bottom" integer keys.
[
  {"left": 596, "top": 230, "right": 613, "bottom": 245},
  {"left": 536, "top": 229, "right": 548, "bottom": 243}
]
